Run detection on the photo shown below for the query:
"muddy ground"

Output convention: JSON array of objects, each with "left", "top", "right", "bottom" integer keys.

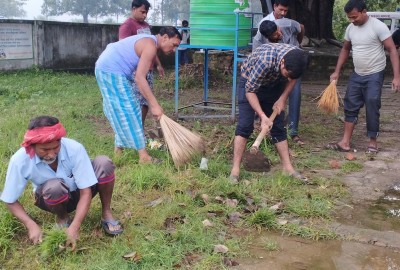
[{"left": 231, "top": 80, "right": 400, "bottom": 269}]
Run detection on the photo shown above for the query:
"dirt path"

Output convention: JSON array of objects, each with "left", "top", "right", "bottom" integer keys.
[{"left": 234, "top": 80, "right": 400, "bottom": 269}]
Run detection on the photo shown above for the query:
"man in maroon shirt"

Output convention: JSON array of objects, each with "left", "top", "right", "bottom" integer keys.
[{"left": 117, "top": 0, "right": 165, "bottom": 157}]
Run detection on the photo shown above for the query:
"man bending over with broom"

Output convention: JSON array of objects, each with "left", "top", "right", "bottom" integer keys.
[
  {"left": 230, "top": 43, "right": 309, "bottom": 184},
  {"left": 0, "top": 116, "right": 123, "bottom": 248},
  {"left": 95, "top": 26, "right": 182, "bottom": 164},
  {"left": 328, "top": 0, "right": 400, "bottom": 154}
]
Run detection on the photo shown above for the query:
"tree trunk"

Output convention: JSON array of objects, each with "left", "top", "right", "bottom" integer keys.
[
  {"left": 289, "top": 0, "right": 335, "bottom": 39},
  {"left": 83, "top": 13, "right": 89, "bottom": 23},
  {"left": 260, "top": 0, "right": 336, "bottom": 39}
]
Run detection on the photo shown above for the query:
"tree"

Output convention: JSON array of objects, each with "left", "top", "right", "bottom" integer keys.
[
  {"left": 41, "top": 0, "right": 129, "bottom": 23},
  {"left": 150, "top": 0, "right": 189, "bottom": 25},
  {"left": 0, "top": 0, "right": 27, "bottom": 18}
]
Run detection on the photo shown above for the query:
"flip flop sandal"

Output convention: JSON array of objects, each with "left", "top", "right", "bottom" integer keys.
[
  {"left": 325, "top": 143, "right": 350, "bottom": 152},
  {"left": 101, "top": 220, "right": 124, "bottom": 236},
  {"left": 289, "top": 171, "right": 312, "bottom": 185},
  {"left": 365, "top": 146, "right": 378, "bottom": 154},
  {"left": 291, "top": 136, "right": 305, "bottom": 145}
]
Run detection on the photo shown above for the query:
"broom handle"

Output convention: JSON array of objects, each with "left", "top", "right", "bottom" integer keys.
[{"left": 251, "top": 110, "right": 278, "bottom": 150}]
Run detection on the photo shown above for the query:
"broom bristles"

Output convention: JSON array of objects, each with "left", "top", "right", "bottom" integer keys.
[
  {"left": 317, "top": 80, "right": 339, "bottom": 113},
  {"left": 159, "top": 114, "right": 205, "bottom": 168}
]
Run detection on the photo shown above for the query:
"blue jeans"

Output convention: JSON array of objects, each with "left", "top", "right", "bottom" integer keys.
[
  {"left": 178, "top": 50, "right": 188, "bottom": 65},
  {"left": 235, "top": 76, "right": 287, "bottom": 143},
  {"left": 287, "top": 78, "right": 302, "bottom": 137},
  {"left": 344, "top": 70, "right": 384, "bottom": 138}
]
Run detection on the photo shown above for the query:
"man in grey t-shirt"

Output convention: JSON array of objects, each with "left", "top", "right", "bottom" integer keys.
[{"left": 328, "top": 0, "right": 399, "bottom": 154}]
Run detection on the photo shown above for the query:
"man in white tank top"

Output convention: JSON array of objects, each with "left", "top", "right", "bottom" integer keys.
[{"left": 328, "top": 0, "right": 400, "bottom": 154}]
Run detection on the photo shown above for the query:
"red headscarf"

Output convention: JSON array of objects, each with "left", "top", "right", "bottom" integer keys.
[{"left": 21, "top": 122, "right": 67, "bottom": 158}]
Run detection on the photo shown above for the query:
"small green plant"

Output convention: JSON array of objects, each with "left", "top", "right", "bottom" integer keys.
[
  {"left": 0, "top": 208, "right": 20, "bottom": 258},
  {"left": 248, "top": 209, "right": 277, "bottom": 228},
  {"left": 341, "top": 161, "right": 363, "bottom": 173},
  {"left": 263, "top": 239, "right": 279, "bottom": 251},
  {"left": 282, "top": 223, "right": 336, "bottom": 240},
  {"left": 39, "top": 228, "right": 68, "bottom": 258}
]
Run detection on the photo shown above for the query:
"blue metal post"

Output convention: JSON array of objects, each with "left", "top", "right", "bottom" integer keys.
[
  {"left": 203, "top": 49, "right": 209, "bottom": 105},
  {"left": 174, "top": 47, "right": 179, "bottom": 115}
]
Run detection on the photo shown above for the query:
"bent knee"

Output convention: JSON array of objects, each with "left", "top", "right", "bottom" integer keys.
[{"left": 92, "top": 155, "right": 116, "bottom": 184}]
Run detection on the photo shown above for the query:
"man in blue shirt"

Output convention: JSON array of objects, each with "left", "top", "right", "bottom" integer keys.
[{"left": 0, "top": 116, "right": 123, "bottom": 248}]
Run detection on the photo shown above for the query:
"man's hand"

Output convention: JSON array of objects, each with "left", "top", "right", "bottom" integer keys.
[
  {"left": 156, "top": 65, "right": 165, "bottom": 77},
  {"left": 151, "top": 104, "right": 164, "bottom": 121},
  {"left": 330, "top": 72, "right": 340, "bottom": 83},
  {"left": 27, "top": 221, "right": 43, "bottom": 244},
  {"left": 392, "top": 77, "right": 400, "bottom": 92},
  {"left": 260, "top": 114, "right": 274, "bottom": 131},
  {"left": 65, "top": 225, "right": 79, "bottom": 251}
]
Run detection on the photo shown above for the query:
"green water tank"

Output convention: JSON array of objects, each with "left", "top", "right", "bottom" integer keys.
[{"left": 190, "top": 0, "right": 252, "bottom": 47}]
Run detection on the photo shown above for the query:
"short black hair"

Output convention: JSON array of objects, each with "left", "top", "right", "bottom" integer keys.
[
  {"left": 392, "top": 29, "right": 400, "bottom": 46},
  {"left": 182, "top": 20, "right": 189, "bottom": 27},
  {"left": 159, "top": 26, "right": 182, "bottom": 40},
  {"left": 282, "top": 49, "right": 309, "bottom": 79},
  {"left": 274, "top": 0, "right": 290, "bottom": 7},
  {"left": 259, "top": 20, "right": 277, "bottom": 39},
  {"left": 132, "top": 0, "right": 151, "bottom": 10},
  {"left": 344, "top": 0, "right": 367, "bottom": 13},
  {"left": 28, "top": 116, "right": 59, "bottom": 130}
]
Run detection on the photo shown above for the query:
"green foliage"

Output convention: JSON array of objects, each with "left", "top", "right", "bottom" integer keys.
[
  {"left": 0, "top": 0, "right": 27, "bottom": 18},
  {"left": 281, "top": 223, "right": 337, "bottom": 240},
  {"left": 248, "top": 209, "right": 277, "bottom": 228},
  {"left": 149, "top": 0, "right": 190, "bottom": 25},
  {"left": 341, "top": 161, "right": 363, "bottom": 173},
  {"left": 41, "top": 0, "right": 129, "bottom": 23},
  {"left": 0, "top": 206, "right": 20, "bottom": 258},
  {"left": 39, "top": 229, "right": 68, "bottom": 258}
]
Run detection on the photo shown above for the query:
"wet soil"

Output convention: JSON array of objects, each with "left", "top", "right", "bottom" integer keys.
[{"left": 232, "top": 80, "right": 400, "bottom": 269}]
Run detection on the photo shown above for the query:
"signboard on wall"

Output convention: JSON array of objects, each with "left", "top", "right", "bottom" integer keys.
[{"left": 0, "top": 23, "right": 33, "bottom": 60}]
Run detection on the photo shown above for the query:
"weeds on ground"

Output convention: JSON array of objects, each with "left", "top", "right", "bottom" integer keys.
[{"left": 0, "top": 69, "right": 349, "bottom": 269}]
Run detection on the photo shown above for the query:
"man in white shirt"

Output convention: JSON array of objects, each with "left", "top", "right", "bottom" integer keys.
[
  {"left": 263, "top": 0, "right": 289, "bottom": 21},
  {"left": 0, "top": 116, "right": 123, "bottom": 248}
]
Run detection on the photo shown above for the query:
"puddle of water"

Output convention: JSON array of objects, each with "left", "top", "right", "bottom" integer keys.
[
  {"left": 336, "top": 183, "right": 400, "bottom": 232},
  {"left": 235, "top": 232, "right": 400, "bottom": 270}
]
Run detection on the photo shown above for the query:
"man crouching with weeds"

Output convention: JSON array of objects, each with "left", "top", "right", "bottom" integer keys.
[{"left": 0, "top": 115, "right": 123, "bottom": 250}]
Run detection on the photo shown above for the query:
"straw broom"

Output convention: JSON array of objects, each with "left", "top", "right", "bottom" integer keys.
[
  {"left": 316, "top": 80, "right": 339, "bottom": 114},
  {"left": 159, "top": 114, "right": 205, "bottom": 168}
]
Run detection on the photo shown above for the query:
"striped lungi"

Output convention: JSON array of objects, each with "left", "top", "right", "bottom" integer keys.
[{"left": 95, "top": 69, "right": 146, "bottom": 150}]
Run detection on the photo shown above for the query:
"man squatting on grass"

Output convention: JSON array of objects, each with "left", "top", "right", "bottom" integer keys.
[
  {"left": 327, "top": 0, "right": 400, "bottom": 153},
  {"left": 95, "top": 27, "right": 181, "bottom": 164},
  {"left": 230, "top": 43, "right": 309, "bottom": 184},
  {"left": 0, "top": 116, "right": 123, "bottom": 248},
  {"left": 118, "top": 0, "right": 165, "bottom": 156}
]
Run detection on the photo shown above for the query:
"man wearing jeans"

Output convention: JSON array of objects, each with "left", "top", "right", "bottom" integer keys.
[
  {"left": 0, "top": 116, "right": 123, "bottom": 248},
  {"left": 229, "top": 43, "right": 309, "bottom": 183},
  {"left": 328, "top": 0, "right": 399, "bottom": 153}
]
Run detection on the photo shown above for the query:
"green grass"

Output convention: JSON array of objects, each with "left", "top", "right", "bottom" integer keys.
[{"left": 0, "top": 69, "right": 351, "bottom": 269}]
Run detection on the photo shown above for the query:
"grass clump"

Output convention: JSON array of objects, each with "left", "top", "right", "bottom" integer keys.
[
  {"left": 248, "top": 209, "right": 277, "bottom": 229},
  {"left": 39, "top": 229, "right": 68, "bottom": 258},
  {"left": 341, "top": 161, "right": 363, "bottom": 173}
]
